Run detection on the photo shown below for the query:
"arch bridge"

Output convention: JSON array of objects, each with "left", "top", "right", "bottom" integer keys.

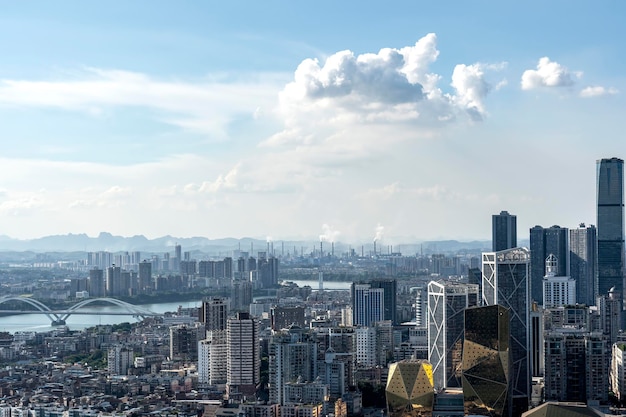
[{"left": 0, "top": 296, "right": 161, "bottom": 326}]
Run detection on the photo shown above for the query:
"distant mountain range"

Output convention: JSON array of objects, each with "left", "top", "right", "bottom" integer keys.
[
  {"left": 0, "top": 232, "right": 267, "bottom": 253},
  {"left": 0, "top": 232, "right": 516, "bottom": 255}
]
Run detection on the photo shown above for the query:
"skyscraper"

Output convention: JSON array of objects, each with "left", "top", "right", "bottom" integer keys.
[
  {"left": 482, "top": 247, "right": 531, "bottom": 411},
  {"left": 227, "top": 312, "right": 260, "bottom": 397},
  {"left": 597, "top": 157, "right": 625, "bottom": 300},
  {"left": 570, "top": 224, "right": 597, "bottom": 306},
  {"left": 138, "top": 260, "right": 152, "bottom": 293},
  {"left": 529, "top": 225, "right": 568, "bottom": 305},
  {"left": 174, "top": 243, "right": 182, "bottom": 272},
  {"left": 492, "top": 211, "right": 517, "bottom": 252},
  {"left": 427, "top": 280, "right": 479, "bottom": 389},
  {"left": 544, "top": 330, "right": 608, "bottom": 404},
  {"left": 231, "top": 280, "right": 253, "bottom": 312},
  {"left": 198, "top": 297, "right": 229, "bottom": 386},
  {"left": 370, "top": 279, "right": 398, "bottom": 325},
  {"left": 462, "top": 305, "right": 511, "bottom": 417},
  {"left": 170, "top": 324, "right": 200, "bottom": 361},
  {"left": 199, "top": 297, "right": 229, "bottom": 331},
  {"left": 88, "top": 268, "right": 105, "bottom": 297},
  {"left": 269, "top": 327, "right": 317, "bottom": 405},
  {"left": 105, "top": 265, "right": 122, "bottom": 297},
  {"left": 351, "top": 283, "right": 385, "bottom": 327}
]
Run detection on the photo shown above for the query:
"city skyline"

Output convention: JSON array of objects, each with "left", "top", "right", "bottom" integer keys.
[{"left": 0, "top": 2, "right": 625, "bottom": 242}]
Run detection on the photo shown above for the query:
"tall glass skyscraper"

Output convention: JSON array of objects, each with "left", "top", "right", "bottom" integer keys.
[
  {"left": 570, "top": 224, "right": 597, "bottom": 306},
  {"left": 370, "top": 279, "right": 397, "bottom": 325},
  {"left": 427, "top": 280, "right": 479, "bottom": 389},
  {"left": 351, "top": 283, "right": 385, "bottom": 327},
  {"left": 482, "top": 247, "right": 530, "bottom": 412},
  {"left": 462, "top": 305, "right": 511, "bottom": 417},
  {"left": 596, "top": 158, "right": 625, "bottom": 299},
  {"left": 529, "top": 225, "right": 568, "bottom": 305},
  {"left": 492, "top": 211, "right": 517, "bottom": 252}
]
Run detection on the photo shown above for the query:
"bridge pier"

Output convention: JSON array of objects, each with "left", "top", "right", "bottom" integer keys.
[{"left": 51, "top": 319, "right": 66, "bottom": 326}]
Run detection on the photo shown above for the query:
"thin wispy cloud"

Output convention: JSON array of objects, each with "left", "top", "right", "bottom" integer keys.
[
  {"left": 579, "top": 85, "right": 619, "bottom": 98},
  {"left": 0, "top": 68, "right": 281, "bottom": 139}
]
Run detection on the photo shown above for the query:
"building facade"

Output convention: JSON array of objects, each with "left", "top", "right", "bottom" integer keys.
[
  {"left": 529, "top": 225, "right": 568, "bottom": 306},
  {"left": 369, "top": 279, "right": 398, "bottom": 325},
  {"left": 227, "top": 312, "right": 260, "bottom": 397},
  {"left": 170, "top": 324, "right": 200, "bottom": 362},
  {"left": 462, "top": 305, "right": 511, "bottom": 417},
  {"left": 492, "top": 211, "right": 517, "bottom": 252},
  {"left": 611, "top": 343, "right": 626, "bottom": 402},
  {"left": 427, "top": 281, "right": 479, "bottom": 390},
  {"left": 542, "top": 255, "right": 576, "bottom": 308},
  {"left": 544, "top": 330, "right": 608, "bottom": 403},
  {"left": 597, "top": 157, "right": 625, "bottom": 300},
  {"left": 482, "top": 247, "right": 531, "bottom": 409},
  {"left": 268, "top": 327, "right": 317, "bottom": 405},
  {"left": 199, "top": 297, "right": 229, "bottom": 331},
  {"left": 385, "top": 359, "right": 434, "bottom": 417},
  {"left": 352, "top": 283, "right": 385, "bottom": 327},
  {"left": 107, "top": 345, "right": 133, "bottom": 376},
  {"left": 569, "top": 224, "right": 597, "bottom": 306}
]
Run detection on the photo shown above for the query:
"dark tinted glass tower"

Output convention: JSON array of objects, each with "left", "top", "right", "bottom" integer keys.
[
  {"left": 529, "top": 225, "right": 568, "bottom": 305},
  {"left": 482, "top": 248, "right": 530, "bottom": 415},
  {"left": 570, "top": 224, "right": 597, "bottom": 306},
  {"left": 597, "top": 158, "right": 625, "bottom": 299},
  {"left": 492, "top": 211, "right": 517, "bottom": 252},
  {"left": 370, "top": 279, "right": 398, "bottom": 324},
  {"left": 462, "top": 305, "right": 511, "bottom": 417}
]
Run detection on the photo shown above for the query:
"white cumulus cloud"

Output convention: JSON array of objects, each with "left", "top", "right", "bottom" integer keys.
[
  {"left": 451, "top": 63, "right": 504, "bottom": 121},
  {"left": 521, "top": 57, "right": 581, "bottom": 90},
  {"left": 265, "top": 33, "right": 503, "bottom": 148}
]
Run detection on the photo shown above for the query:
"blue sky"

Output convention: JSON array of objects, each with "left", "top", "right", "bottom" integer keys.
[{"left": 0, "top": 1, "right": 625, "bottom": 243}]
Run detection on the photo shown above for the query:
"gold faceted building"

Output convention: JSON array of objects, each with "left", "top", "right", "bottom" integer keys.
[
  {"left": 386, "top": 359, "right": 434, "bottom": 417},
  {"left": 462, "top": 305, "right": 511, "bottom": 417}
]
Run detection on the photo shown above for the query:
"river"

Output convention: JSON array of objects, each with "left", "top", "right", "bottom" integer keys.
[
  {"left": 0, "top": 300, "right": 203, "bottom": 333},
  {"left": 0, "top": 280, "right": 353, "bottom": 333},
  {"left": 281, "top": 279, "right": 352, "bottom": 291}
]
